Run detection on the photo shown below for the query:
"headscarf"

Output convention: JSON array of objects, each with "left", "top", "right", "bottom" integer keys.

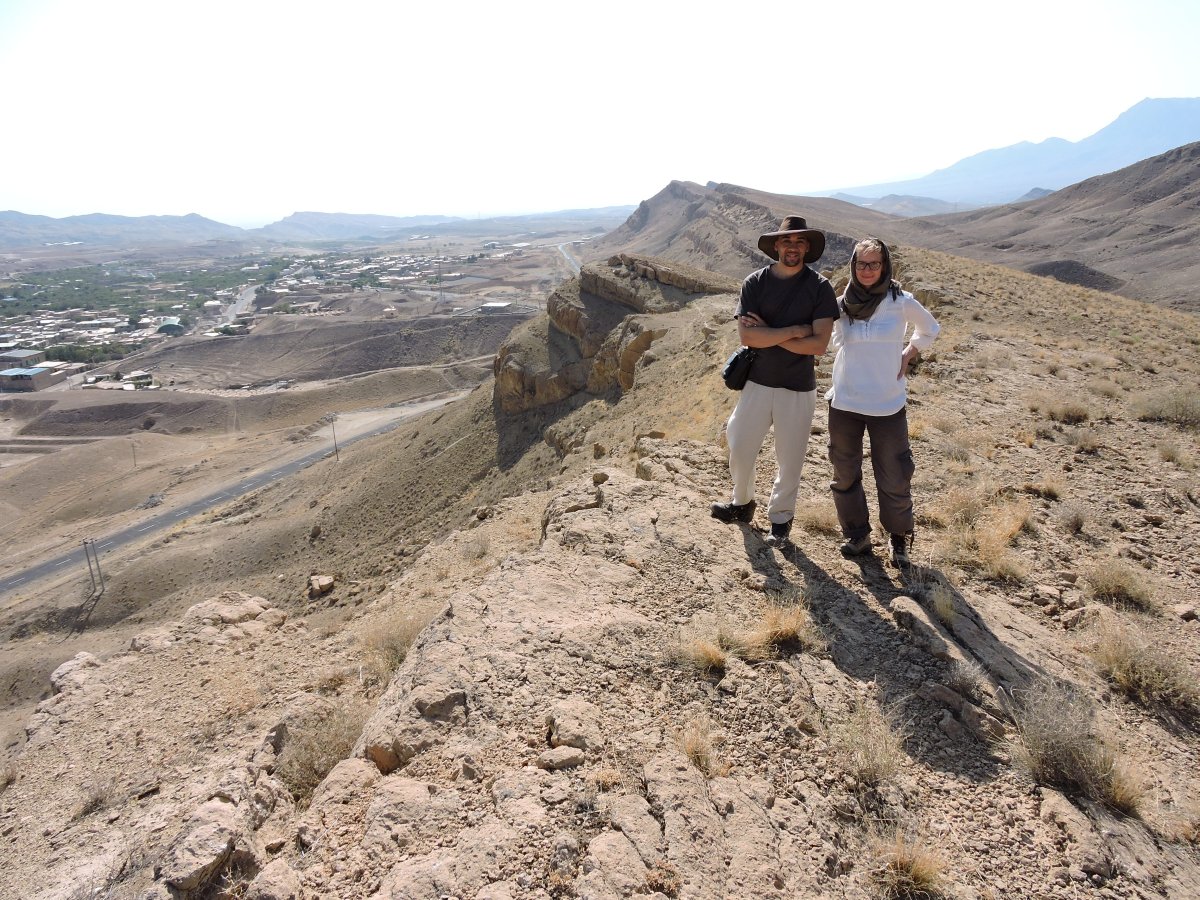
[{"left": 840, "top": 238, "right": 901, "bottom": 322}]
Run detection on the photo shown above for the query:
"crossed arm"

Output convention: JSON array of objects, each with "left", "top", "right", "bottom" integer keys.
[{"left": 737, "top": 312, "right": 834, "bottom": 356}]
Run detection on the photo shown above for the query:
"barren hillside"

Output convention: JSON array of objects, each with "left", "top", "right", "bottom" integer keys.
[
  {"left": 586, "top": 182, "right": 894, "bottom": 279},
  {"left": 889, "top": 141, "right": 1200, "bottom": 312},
  {"left": 1, "top": 245, "right": 1197, "bottom": 898}
]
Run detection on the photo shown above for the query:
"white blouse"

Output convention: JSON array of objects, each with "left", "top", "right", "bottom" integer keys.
[{"left": 825, "top": 290, "right": 940, "bottom": 416}]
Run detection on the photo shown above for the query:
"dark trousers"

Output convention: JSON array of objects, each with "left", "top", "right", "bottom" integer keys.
[{"left": 827, "top": 404, "right": 915, "bottom": 540}]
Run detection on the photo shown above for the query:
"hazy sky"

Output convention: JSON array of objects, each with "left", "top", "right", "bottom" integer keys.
[{"left": 2, "top": 0, "right": 1198, "bottom": 227}]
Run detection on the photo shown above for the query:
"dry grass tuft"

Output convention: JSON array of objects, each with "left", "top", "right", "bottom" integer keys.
[
  {"left": 1085, "top": 377, "right": 1122, "bottom": 399},
  {"left": 1133, "top": 388, "right": 1200, "bottom": 428},
  {"left": 71, "top": 776, "right": 118, "bottom": 821},
  {"left": 1087, "top": 618, "right": 1199, "bottom": 713},
  {"left": 924, "top": 477, "right": 999, "bottom": 528},
  {"left": 644, "top": 862, "right": 683, "bottom": 897},
  {"left": 678, "top": 716, "right": 729, "bottom": 778},
  {"left": 1157, "top": 439, "right": 1196, "bottom": 469},
  {"left": 587, "top": 767, "right": 626, "bottom": 793},
  {"left": 743, "top": 604, "right": 827, "bottom": 657},
  {"left": 362, "top": 606, "right": 435, "bottom": 685},
  {"left": 460, "top": 533, "right": 490, "bottom": 561},
  {"left": 1010, "top": 680, "right": 1146, "bottom": 816},
  {"left": 940, "top": 498, "right": 1031, "bottom": 582},
  {"left": 929, "top": 579, "right": 958, "bottom": 625},
  {"left": 794, "top": 503, "right": 842, "bottom": 536},
  {"left": 831, "top": 695, "right": 907, "bottom": 787},
  {"left": 870, "top": 830, "right": 947, "bottom": 899},
  {"left": 1159, "top": 805, "right": 1200, "bottom": 844},
  {"left": 1058, "top": 503, "right": 1087, "bottom": 535},
  {"left": 676, "top": 636, "right": 729, "bottom": 673},
  {"left": 1065, "top": 426, "right": 1102, "bottom": 454},
  {"left": 945, "top": 659, "right": 988, "bottom": 703},
  {"left": 1021, "top": 478, "right": 1063, "bottom": 500},
  {"left": 276, "top": 702, "right": 370, "bottom": 805},
  {"left": 1031, "top": 393, "right": 1091, "bottom": 425},
  {"left": 1084, "top": 559, "right": 1157, "bottom": 612}
]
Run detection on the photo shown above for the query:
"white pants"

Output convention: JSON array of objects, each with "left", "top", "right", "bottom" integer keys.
[{"left": 725, "top": 381, "right": 816, "bottom": 524}]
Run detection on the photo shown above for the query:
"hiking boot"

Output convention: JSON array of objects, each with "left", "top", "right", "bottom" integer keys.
[
  {"left": 711, "top": 499, "right": 756, "bottom": 524},
  {"left": 890, "top": 533, "right": 912, "bottom": 569},
  {"left": 765, "top": 518, "right": 793, "bottom": 547},
  {"left": 840, "top": 533, "right": 872, "bottom": 557}
]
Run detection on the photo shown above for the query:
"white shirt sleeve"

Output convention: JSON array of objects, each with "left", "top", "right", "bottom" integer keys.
[{"left": 904, "top": 295, "right": 940, "bottom": 352}]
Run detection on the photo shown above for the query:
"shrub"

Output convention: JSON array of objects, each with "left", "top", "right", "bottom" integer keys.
[
  {"left": 1088, "top": 618, "right": 1199, "bottom": 713},
  {"left": 1084, "top": 560, "right": 1156, "bottom": 612},
  {"left": 1058, "top": 503, "right": 1087, "bottom": 535},
  {"left": 1158, "top": 440, "right": 1196, "bottom": 469},
  {"left": 363, "top": 607, "right": 434, "bottom": 683},
  {"left": 1009, "top": 680, "right": 1146, "bottom": 815},
  {"left": 276, "top": 702, "right": 369, "bottom": 805},
  {"left": 1133, "top": 388, "right": 1200, "bottom": 428},
  {"left": 945, "top": 659, "right": 987, "bottom": 703}
]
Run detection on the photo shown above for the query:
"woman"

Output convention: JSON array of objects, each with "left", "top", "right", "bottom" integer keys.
[{"left": 826, "top": 238, "right": 939, "bottom": 568}]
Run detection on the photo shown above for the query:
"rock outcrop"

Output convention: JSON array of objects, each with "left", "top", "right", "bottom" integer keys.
[{"left": 493, "top": 255, "right": 736, "bottom": 413}]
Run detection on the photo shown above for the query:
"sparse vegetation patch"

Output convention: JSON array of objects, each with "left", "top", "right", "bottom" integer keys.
[
  {"left": 276, "top": 702, "right": 369, "bottom": 805},
  {"left": 831, "top": 695, "right": 907, "bottom": 787},
  {"left": 1010, "top": 680, "right": 1146, "bottom": 815},
  {"left": 1084, "top": 559, "right": 1157, "bottom": 612},
  {"left": 1133, "top": 388, "right": 1200, "bottom": 428},
  {"left": 1087, "top": 618, "right": 1199, "bottom": 713}
]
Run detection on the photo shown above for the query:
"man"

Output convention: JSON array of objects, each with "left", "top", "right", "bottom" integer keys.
[{"left": 712, "top": 215, "right": 839, "bottom": 546}]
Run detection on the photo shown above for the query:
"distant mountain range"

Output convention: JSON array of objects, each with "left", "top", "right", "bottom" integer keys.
[
  {"left": 886, "top": 139, "right": 1200, "bottom": 311},
  {"left": 591, "top": 139, "right": 1200, "bottom": 312},
  {"left": 828, "top": 97, "right": 1200, "bottom": 208},
  {"left": 0, "top": 207, "right": 636, "bottom": 251}
]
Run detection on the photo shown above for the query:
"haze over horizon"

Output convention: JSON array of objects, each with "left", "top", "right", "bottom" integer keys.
[{"left": 3, "top": 0, "right": 1199, "bottom": 228}]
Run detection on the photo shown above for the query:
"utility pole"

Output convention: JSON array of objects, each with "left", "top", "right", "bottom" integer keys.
[
  {"left": 331, "top": 418, "right": 340, "bottom": 462},
  {"left": 131, "top": 438, "right": 137, "bottom": 469},
  {"left": 82, "top": 539, "right": 104, "bottom": 598}
]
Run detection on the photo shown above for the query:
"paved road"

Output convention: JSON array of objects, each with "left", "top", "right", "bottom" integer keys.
[
  {"left": 0, "top": 395, "right": 462, "bottom": 598},
  {"left": 226, "top": 283, "right": 258, "bottom": 323},
  {"left": 557, "top": 242, "right": 581, "bottom": 274}
]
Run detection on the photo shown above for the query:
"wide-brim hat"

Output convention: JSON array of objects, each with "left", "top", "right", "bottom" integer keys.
[{"left": 758, "top": 215, "right": 826, "bottom": 264}]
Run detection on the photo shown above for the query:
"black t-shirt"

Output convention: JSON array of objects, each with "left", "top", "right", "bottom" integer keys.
[{"left": 736, "top": 265, "right": 839, "bottom": 391}]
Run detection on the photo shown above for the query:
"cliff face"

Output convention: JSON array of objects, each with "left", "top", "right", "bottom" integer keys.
[{"left": 493, "top": 254, "right": 738, "bottom": 413}]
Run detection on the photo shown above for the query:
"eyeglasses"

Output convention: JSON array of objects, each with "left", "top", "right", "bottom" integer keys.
[{"left": 854, "top": 261, "right": 883, "bottom": 272}]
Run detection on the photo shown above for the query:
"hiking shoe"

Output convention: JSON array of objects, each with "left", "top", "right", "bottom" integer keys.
[
  {"left": 766, "top": 518, "right": 793, "bottom": 547},
  {"left": 840, "top": 534, "right": 872, "bottom": 557},
  {"left": 711, "top": 499, "right": 756, "bottom": 524},
  {"left": 890, "top": 533, "right": 912, "bottom": 569}
]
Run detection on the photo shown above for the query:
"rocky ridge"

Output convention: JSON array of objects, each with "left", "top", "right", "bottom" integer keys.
[{"left": 3, "top": 244, "right": 1199, "bottom": 898}]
